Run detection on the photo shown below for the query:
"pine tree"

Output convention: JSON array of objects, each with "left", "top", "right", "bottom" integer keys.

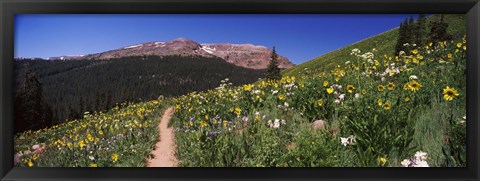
[
  {"left": 429, "top": 14, "right": 451, "bottom": 46},
  {"left": 403, "top": 18, "right": 412, "bottom": 53},
  {"left": 100, "top": 92, "right": 107, "bottom": 111},
  {"left": 265, "top": 46, "right": 282, "bottom": 80},
  {"left": 395, "top": 22, "right": 405, "bottom": 55},
  {"left": 409, "top": 16, "right": 419, "bottom": 46},
  {"left": 105, "top": 91, "right": 113, "bottom": 110},
  {"left": 406, "top": 16, "right": 415, "bottom": 47},
  {"left": 95, "top": 92, "right": 101, "bottom": 111},
  {"left": 14, "top": 64, "right": 53, "bottom": 133},
  {"left": 79, "top": 97, "right": 85, "bottom": 117},
  {"left": 416, "top": 14, "right": 428, "bottom": 47},
  {"left": 67, "top": 104, "right": 79, "bottom": 120}
]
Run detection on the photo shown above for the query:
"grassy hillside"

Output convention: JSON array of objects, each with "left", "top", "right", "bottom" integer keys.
[
  {"left": 171, "top": 34, "right": 467, "bottom": 166},
  {"left": 14, "top": 99, "right": 170, "bottom": 167},
  {"left": 283, "top": 14, "right": 466, "bottom": 77},
  {"left": 14, "top": 14, "right": 467, "bottom": 168}
]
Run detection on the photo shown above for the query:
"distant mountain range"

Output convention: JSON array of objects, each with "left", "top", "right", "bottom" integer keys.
[{"left": 47, "top": 38, "right": 294, "bottom": 69}]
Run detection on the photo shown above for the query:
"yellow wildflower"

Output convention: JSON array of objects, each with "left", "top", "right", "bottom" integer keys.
[
  {"left": 411, "top": 49, "right": 418, "bottom": 55},
  {"left": 383, "top": 102, "right": 391, "bottom": 110},
  {"left": 387, "top": 82, "right": 395, "bottom": 90},
  {"left": 199, "top": 121, "right": 207, "bottom": 128},
  {"left": 346, "top": 85, "right": 355, "bottom": 93},
  {"left": 378, "top": 85, "right": 385, "bottom": 92},
  {"left": 378, "top": 157, "right": 388, "bottom": 166},
  {"left": 443, "top": 86, "right": 460, "bottom": 101},
  {"left": 243, "top": 84, "right": 252, "bottom": 91},
  {"left": 408, "top": 80, "right": 422, "bottom": 92},
  {"left": 234, "top": 107, "right": 242, "bottom": 116},
  {"left": 317, "top": 99, "right": 324, "bottom": 107},
  {"left": 111, "top": 154, "right": 119, "bottom": 162},
  {"left": 326, "top": 88, "right": 334, "bottom": 94},
  {"left": 79, "top": 140, "right": 86, "bottom": 148}
]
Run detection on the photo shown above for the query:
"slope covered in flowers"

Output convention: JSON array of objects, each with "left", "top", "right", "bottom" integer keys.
[
  {"left": 282, "top": 14, "right": 466, "bottom": 78},
  {"left": 171, "top": 36, "right": 467, "bottom": 167},
  {"left": 13, "top": 15, "right": 467, "bottom": 168},
  {"left": 14, "top": 100, "right": 169, "bottom": 167}
]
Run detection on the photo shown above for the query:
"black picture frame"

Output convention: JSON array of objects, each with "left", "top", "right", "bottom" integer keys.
[{"left": 1, "top": 0, "right": 479, "bottom": 180}]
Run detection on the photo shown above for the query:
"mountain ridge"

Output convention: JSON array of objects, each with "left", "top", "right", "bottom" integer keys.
[{"left": 49, "top": 38, "right": 294, "bottom": 70}]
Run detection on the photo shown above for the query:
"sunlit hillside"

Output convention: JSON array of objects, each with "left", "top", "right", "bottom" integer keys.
[{"left": 282, "top": 14, "right": 466, "bottom": 77}]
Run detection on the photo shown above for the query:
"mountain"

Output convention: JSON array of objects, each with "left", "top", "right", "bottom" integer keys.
[
  {"left": 282, "top": 14, "right": 466, "bottom": 77},
  {"left": 47, "top": 55, "right": 86, "bottom": 61},
  {"left": 52, "top": 38, "right": 294, "bottom": 69}
]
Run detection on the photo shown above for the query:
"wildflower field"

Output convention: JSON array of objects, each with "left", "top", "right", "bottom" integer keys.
[
  {"left": 14, "top": 15, "right": 467, "bottom": 167},
  {"left": 171, "top": 36, "right": 466, "bottom": 167},
  {"left": 14, "top": 100, "right": 169, "bottom": 167},
  {"left": 14, "top": 36, "right": 467, "bottom": 167}
]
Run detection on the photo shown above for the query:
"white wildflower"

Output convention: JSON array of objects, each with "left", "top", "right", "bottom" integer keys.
[
  {"left": 340, "top": 137, "right": 349, "bottom": 146},
  {"left": 348, "top": 135, "right": 356, "bottom": 143},
  {"left": 32, "top": 145, "right": 41, "bottom": 150},
  {"left": 351, "top": 48, "right": 361, "bottom": 55},
  {"left": 401, "top": 159, "right": 411, "bottom": 167},
  {"left": 460, "top": 116, "right": 466, "bottom": 124},
  {"left": 415, "top": 151, "right": 428, "bottom": 160},
  {"left": 242, "top": 117, "right": 249, "bottom": 123},
  {"left": 273, "top": 119, "right": 281, "bottom": 129},
  {"left": 402, "top": 151, "right": 429, "bottom": 167},
  {"left": 415, "top": 160, "right": 430, "bottom": 167}
]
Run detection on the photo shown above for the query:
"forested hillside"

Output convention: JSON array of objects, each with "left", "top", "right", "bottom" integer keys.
[{"left": 14, "top": 55, "right": 265, "bottom": 125}]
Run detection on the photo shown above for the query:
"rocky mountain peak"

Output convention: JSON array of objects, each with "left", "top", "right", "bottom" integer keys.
[{"left": 51, "top": 38, "right": 295, "bottom": 69}]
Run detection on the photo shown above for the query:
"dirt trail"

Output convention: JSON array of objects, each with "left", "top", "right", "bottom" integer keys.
[{"left": 146, "top": 107, "right": 178, "bottom": 167}]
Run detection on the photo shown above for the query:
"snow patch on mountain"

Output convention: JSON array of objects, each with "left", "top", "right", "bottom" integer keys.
[
  {"left": 124, "top": 44, "right": 143, "bottom": 49},
  {"left": 201, "top": 46, "right": 216, "bottom": 54}
]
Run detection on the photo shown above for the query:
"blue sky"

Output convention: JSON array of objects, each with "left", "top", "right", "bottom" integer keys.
[{"left": 15, "top": 14, "right": 418, "bottom": 64}]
